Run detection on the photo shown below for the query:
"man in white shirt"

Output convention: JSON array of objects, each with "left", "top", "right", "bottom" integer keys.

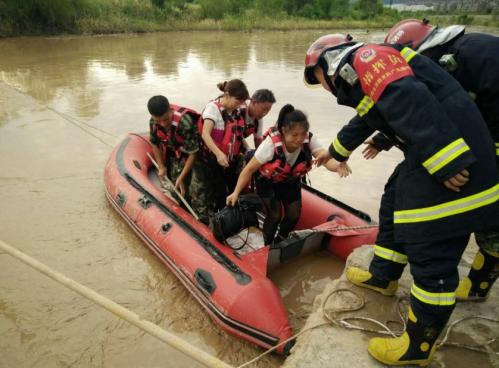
[{"left": 244, "top": 89, "right": 276, "bottom": 148}]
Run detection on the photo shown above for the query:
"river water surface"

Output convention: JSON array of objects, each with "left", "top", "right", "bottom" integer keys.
[{"left": 0, "top": 28, "right": 459, "bottom": 367}]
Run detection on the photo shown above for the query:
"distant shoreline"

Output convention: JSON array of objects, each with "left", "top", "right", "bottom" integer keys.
[{"left": 2, "top": 15, "right": 499, "bottom": 38}]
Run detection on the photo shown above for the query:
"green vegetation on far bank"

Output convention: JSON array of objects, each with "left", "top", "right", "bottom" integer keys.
[{"left": 1, "top": 0, "right": 499, "bottom": 37}]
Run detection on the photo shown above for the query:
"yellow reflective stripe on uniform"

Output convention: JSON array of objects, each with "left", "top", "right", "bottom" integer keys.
[
  {"left": 422, "top": 138, "right": 470, "bottom": 175},
  {"left": 331, "top": 137, "right": 352, "bottom": 158},
  {"left": 400, "top": 47, "right": 418, "bottom": 63},
  {"left": 355, "top": 96, "right": 374, "bottom": 117},
  {"left": 374, "top": 245, "right": 408, "bottom": 264},
  {"left": 411, "top": 284, "right": 455, "bottom": 306},
  {"left": 496, "top": 142, "right": 499, "bottom": 156},
  {"left": 394, "top": 183, "right": 499, "bottom": 223}
]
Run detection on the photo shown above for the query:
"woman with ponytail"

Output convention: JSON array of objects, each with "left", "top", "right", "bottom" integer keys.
[
  {"left": 198, "top": 79, "right": 250, "bottom": 213},
  {"left": 226, "top": 104, "right": 351, "bottom": 245}
]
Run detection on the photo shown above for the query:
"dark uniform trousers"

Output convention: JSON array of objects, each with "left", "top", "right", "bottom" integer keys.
[{"left": 370, "top": 166, "right": 470, "bottom": 327}]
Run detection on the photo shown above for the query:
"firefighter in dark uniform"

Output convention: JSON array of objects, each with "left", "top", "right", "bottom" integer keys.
[
  {"left": 304, "top": 34, "right": 499, "bottom": 366},
  {"left": 382, "top": 19, "right": 499, "bottom": 302}
]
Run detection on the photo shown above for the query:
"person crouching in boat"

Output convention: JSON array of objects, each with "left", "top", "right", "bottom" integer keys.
[
  {"left": 147, "top": 95, "right": 210, "bottom": 224},
  {"left": 242, "top": 89, "right": 276, "bottom": 149},
  {"left": 198, "top": 79, "right": 250, "bottom": 214},
  {"left": 226, "top": 104, "right": 351, "bottom": 245}
]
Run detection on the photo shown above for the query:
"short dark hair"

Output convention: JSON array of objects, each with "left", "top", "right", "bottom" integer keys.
[
  {"left": 148, "top": 95, "right": 170, "bottom": 116},
  {"left": 251, "top": 89, "right": 276, "bottom": 103}
]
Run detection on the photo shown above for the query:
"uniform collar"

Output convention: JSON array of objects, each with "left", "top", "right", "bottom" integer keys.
[
  {"left": 418, "top": 25, "right": 465, "bottom": 53},
  {"left": 323, "top": 43, "right": 364, "bottom": 78}
]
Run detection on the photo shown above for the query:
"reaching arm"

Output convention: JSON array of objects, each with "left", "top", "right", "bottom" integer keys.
[
  {"left": 201, "top": 119, "right": 229, "bottom": 167},
  {"left": 151, "top": 144, "right": 166, "bottom": 177},
  {"left": 371, "top": 132, "right": 395, "bottom": 151},
  {"left": 226, "top": 157, "right": 262, "bottom": 206},
  {"left": 328, "top": 115, "right": 376, "bottom": 162},
  {"left": 313, "top": 148, "right": 352, "bottom": 177},
  {"left": 362, "top": 133, "right": 396, "bottom": 159},
  {"left": 175, "top": 153, "right": 196, "bottom": 197},
  {"left": 315, "top": 115, "right": 375, "bottom": 167}
]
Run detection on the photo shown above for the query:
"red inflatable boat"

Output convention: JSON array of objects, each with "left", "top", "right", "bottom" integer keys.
[{"left": 104, "top": 132, "right": 378, "bottom": 355}]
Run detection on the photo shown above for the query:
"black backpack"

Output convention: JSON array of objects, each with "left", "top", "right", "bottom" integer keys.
[{"left": 211, "top": 193, "right": 262, "bottom": 243}]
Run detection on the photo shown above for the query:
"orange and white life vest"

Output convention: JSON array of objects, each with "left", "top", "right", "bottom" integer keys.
[
  {"left": 198, "top": 100, "right": 246, "bottom": 162},
  {"left": 258, "top": 127, "right": 313, "bottom": 183},
  {"left": 240, "top": 104, "right": 259, "bottom": 138},
  {"left": 152, "top": 104, "right": 199, "bottom": 159}
]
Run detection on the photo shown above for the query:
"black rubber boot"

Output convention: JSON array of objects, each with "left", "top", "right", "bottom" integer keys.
[{"left": 456, "top": 249, "right": 499, "bottom": 301}]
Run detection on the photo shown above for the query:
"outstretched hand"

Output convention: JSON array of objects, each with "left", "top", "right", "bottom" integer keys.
[
  {"left": 336, "top": 161, "right": 352, "bottom": 177},
  {"left": 324, "top": 159, "right": 352, "bottom": 177},
  {"left": 314, "top": 150, "right": 332, "bottom": 167},
  {"left": 362, "top": 139, "right": 380, "bottom": 160}
]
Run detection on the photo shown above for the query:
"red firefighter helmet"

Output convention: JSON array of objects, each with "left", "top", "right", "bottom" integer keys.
[
  {"left": 385, "top": 18, "right": 437, "bottom": 50},
  {"left": 304, "top": 33, "right": 354, "bottom": 85}
]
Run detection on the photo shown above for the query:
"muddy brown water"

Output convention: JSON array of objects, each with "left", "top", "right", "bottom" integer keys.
[{"left": 0, "top": 29, "right": 496, "bottom": 368}]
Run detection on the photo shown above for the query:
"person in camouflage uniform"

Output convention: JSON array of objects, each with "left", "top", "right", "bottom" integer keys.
[{"left": 148, "top": 95, "right": 211, "bottom": 224}]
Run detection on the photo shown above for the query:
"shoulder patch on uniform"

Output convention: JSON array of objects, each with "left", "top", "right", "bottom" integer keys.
[
  {"left": 353, "top": 45, "right": 414, "bottom": 102},
  {"left": 359, "top": 48, "right": 376, "bottom": 63}
]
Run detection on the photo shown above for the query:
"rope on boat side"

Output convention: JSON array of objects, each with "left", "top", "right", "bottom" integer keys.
[
  {"left": 0, "top": 239, "right": 234, "bottom": 368},
  {"left": 290, "top": 224, "right": 379, "bottom": 236}
]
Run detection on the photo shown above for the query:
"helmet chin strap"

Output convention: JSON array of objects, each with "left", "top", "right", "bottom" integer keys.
[
  {"left": 325, "top": 73, "right": 337, "bottom": 96},
  {"left": 317, "top": 57, "right": 337, "bottom": 95},
  {"left": 321, "top": 43, "right": 363, "bottom": 96}
]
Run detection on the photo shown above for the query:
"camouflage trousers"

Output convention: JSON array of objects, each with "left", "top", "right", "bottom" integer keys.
[{"left": 166, "top": 157, "right": 211, "bottom": 225}]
